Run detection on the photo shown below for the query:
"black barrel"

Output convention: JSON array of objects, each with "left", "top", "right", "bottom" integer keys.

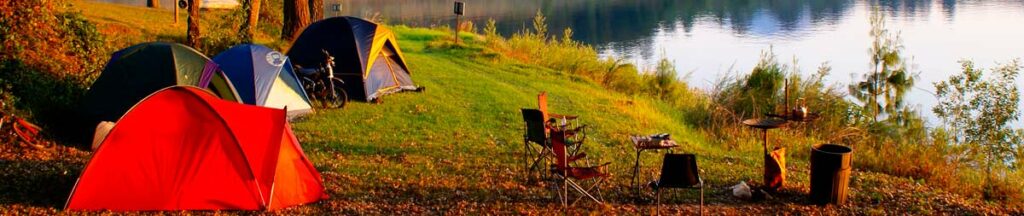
[{"left": 809, "top": 143, "right": 853, "bottom": 205}]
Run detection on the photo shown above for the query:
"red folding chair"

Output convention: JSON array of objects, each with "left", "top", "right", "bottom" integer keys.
[
  {"left": 522, "top": 109, "right": 587, "bottom": 179},
  {"left": 549, "top": 130, "right": 610, "bottom": 207}
]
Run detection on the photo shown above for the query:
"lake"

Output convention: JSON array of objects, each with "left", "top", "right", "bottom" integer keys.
[
  {"left": 326, "top": 0, "right": 1024, "bottom": 125},
  {"left": 100, "top": 0, "right": 1024, "bottom": 125}
]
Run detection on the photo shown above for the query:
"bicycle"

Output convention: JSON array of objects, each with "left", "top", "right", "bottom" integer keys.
[
  {"left": 295, "top": 50, "right": 348, "bottom": 109},
  {"left": 0, "top": 102, "right": 54, "bottom": 151}
]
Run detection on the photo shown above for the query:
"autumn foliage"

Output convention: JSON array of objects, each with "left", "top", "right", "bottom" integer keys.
[
  {"left": 0, "top": 0, "right": 104, "bottom": 78},
  {"left": 0, "top": 0, "right": 103, "bottom": 143}
]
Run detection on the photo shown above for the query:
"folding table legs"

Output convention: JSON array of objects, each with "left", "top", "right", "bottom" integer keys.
[{"left": 631, "top": 149, "right": 642, "bottom": 196}]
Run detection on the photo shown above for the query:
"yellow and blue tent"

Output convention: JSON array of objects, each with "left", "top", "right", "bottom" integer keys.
[{"left": 287, "top": 16, "right": 416, "bottom": 102}]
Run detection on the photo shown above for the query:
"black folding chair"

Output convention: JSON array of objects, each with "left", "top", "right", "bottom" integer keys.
[
  {"left": 650, "top": 153, "right": 704, "bottom": 215},
  {"left": 521, "top": 109, "right": 552, "bottom": 177}
]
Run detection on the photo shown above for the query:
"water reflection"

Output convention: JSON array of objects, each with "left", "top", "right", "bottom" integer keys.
[{"left": 326, "top": 0, "right": 1024, "bottom": 63}]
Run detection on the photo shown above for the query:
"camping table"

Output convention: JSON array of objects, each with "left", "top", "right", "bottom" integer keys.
[
  {"left": 629, "top": 135, "right": 679, "bottom": 197},
  {"left": 766, "top": 112, "right": 820, "bottom": 123},
  {"left": 742, "top": 118, "right": 788, "bottom": 187}
]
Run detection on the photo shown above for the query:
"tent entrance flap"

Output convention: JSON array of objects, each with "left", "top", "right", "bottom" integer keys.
[{"left": 265, "top": 76, "right": 313, "bottom": 115}]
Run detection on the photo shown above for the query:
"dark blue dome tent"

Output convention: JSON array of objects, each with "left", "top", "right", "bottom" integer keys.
[{"left": 286, "top": 16, "right": 418, "bottom": 102}]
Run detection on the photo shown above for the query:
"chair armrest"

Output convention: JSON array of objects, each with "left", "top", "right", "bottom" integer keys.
[
  {"left": 563, "top": 125, "right": 588, "bottom": 134},
  {"left": 549, "top": 113, "right": 578, "bottom": 120}
]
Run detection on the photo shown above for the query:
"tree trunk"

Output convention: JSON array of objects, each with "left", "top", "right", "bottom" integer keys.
[
  {"left": 148, "top": 0, "right": 160, "bottom": 8},
  {"left": 173, "top": 1, "right": 179, "bottom": 25},
  {"left": 240, "top": 0, "right": 262, "bottom": 42},
  {"left": 308, "top": 0, "right": 324, "bottom": 21},
  {"left": 282, "top": 0, "right": 310, "bottom": 41},
  {"left": 186, "top": 0, "right": 202, "bottom": 49}
]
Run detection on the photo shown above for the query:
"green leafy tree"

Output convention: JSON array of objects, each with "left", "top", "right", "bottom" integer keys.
[
  {"left": 849, "top": 9, "right": 915, "bottom": 124},
  {"left": 933, "top": 59, "right": 1023, "bottom": 197}
]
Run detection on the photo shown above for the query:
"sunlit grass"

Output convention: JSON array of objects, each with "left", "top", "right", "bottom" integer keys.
[{"left": 283, "top": 26, "right": 794, "bottom": 211}]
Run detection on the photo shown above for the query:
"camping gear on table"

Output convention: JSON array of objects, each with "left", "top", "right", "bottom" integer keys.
[
  {"left": 213, "top": 44, "right": 314, "bottom": 117},
  {"left": 628, "top": 133, "right": 679, "bottom": 195},
  {"left": 809, "top": 143, "right": 853, "bottom": 205},
  {"left": 649, "top": 153, "right": 703, "bottom": 215},
  {"left": 287, "top": 16, "right": 418, "bottom": 102},
  {"left": 82, "top": 42, "right": 240, "bottom": 128},
  {"left": 631, "top": 133, "right": 678, "bottom": 149},
  {"left": 791, "top": 98, "right": 808, "bottom": 121},
  {"left": 67, "top": 86, "right": 326, "bottom": 211}
]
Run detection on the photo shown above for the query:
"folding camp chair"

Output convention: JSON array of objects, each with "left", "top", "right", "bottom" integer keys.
[
  {"left": 539, "top": 91, "right": 588, "bottom": 144},
  {"left": 650, "top": 153, "right": 704, "bottom": 215},
  {"left": 521, "top": 109, "right": 587, "bottom": 178},
  {"left": 549, "top": 130, "right": 610, "bottom": 207},
  {"left": 538, "top": 91, "right": 579, "bottom": 123},
  {"left": 522, "top": 108, "right": 553, "bottom": 176}
]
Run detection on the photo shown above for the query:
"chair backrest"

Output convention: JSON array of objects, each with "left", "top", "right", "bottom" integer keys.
[
  {"left": 658, "top": 153, "right": 701, "bottom": 188},
  {"left": 538, "top": 92, "right": 549, "bottom": 121},
  {"left": 521, "top": 108, "right": 547, "bottom": 145},
  {"left": 550, "top": 130, "right": 568, "bottom": 169}
]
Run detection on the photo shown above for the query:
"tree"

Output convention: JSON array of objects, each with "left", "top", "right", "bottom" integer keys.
[
  {"left": 308, "top": 0, "right": 324, "bottom": 21},
  {"left": 148, "top": 0, "right": 160, "bottom": 9},
  {"left": 282, "top": 0, "right": 310, "bottom": 41},
  {"left": 240, "top": 0, "right": 261, "bottom": 42},
  {"left": 186, "top": 0, "right": 202, "bottom": 49},
  {"left": 849, "top": 9, "right": 915, "bottom": 124},
  {"left": 933, "top": 59, "right": 1023, "bottom": 197}
]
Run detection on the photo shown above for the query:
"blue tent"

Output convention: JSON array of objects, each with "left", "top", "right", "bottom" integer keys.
[{"left": 213, "top": 44, "right": 313, "bottom": 117}]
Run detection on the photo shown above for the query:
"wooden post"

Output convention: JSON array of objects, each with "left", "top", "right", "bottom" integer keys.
[
  {"left": 455, "top": 15, "right": 460, "bottom": 44},
  {"left": 453, "top": 2, "right": 464, "bottom": 44},
  {"left": 784, "top": 78, "right": 789, "bottom": 116}
]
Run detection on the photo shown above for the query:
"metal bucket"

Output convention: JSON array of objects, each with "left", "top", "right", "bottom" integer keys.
[{"left": 809, "top": 143, "right": 852, "bottom": 205}]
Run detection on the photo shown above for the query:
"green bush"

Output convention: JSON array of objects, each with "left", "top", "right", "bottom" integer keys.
[
  {"left": 711, "top": 49, "right": 787, "bottom": 118},
  {"left": 0, "top": 0, "right": 104, "bottom": 144}
]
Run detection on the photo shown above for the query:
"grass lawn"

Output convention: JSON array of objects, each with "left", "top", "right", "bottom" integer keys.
[{"left": 0, "top": 1, "right": 1017, "bottom": 214}]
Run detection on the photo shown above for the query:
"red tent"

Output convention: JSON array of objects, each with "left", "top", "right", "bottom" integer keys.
[{"left": 66, "top": 86, "right": 326, "bottom": 211}]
